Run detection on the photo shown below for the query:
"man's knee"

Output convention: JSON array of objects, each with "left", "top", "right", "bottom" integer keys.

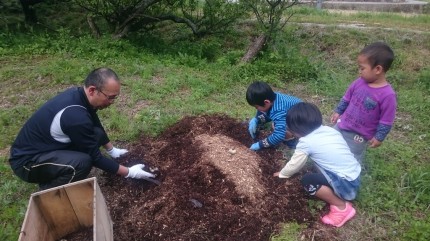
[
  {"left": 74, "top": 154, "right": 92, "bottom": 176},
  {"left": 79, "top": 158, "right": 92, "bottom": 172}
]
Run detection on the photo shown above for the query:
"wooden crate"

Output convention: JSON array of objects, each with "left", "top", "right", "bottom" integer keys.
[{"left": 18, "top": 177, "right": 113, "bottom": 241}]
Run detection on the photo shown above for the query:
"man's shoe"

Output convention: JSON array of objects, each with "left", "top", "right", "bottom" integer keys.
[{"left": 321, "top": 202, "right": 356, "bottom": 227}]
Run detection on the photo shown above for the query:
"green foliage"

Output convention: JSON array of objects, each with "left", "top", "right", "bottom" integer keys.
[
  {"left": 290, "top": 5, "right": 329, "bottom": 16},
  {"left": 198, "top": 0, "right": 248, "bottom": 35},
  {"left": 0, "top": 0, "right": 24, "bottom": 30},
  {"left": 358, "top": 141, "right": 429, "bottom": 210},
  {"left": 232, "top": 48, "right": 317, "bottom": 84},
  {"left": 396, "top": 86, "right": 430, "bottom": 136},
  {"left": 243, "top": 0, "right": 298, "bottom": 40},
  {"left": 307, "top": 199, "right": 325, "bottom": 216},
  {"left": 0, "top": 107, "right": 33, "bottom": 148},
  {"left": 290, "top": 6, "right": 430, "bottom": 32},
  {"left": 416, "top": 67, "right": 430, "bottom": 92},
  {"left": 164, "top": 38, "right": 225, "bottom": 66},
  {"left": 401, "top": 168, "right": 430, "bottom": 206},
  {"left": 0, "top": 157, "right": 37, "bottom": 241},
  {"left": 73, "top": 0, "right": 246, "bottom": 37},
  {"left": 0, "top": 29, "right": 148, "bottom": 63},
  {"left": 270, "top": 222, "right": 304, "bottom": 241},
  {"left": 216, "top": 50, "right": 244, "bottom": 65},
  {"left": 403, "top": 217, "right": 430, "bottom": 241}
]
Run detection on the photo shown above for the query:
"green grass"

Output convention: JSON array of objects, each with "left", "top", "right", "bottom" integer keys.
[
  {"left": 290, "top": 6, "right": 430, "bottom": 32},
  {"left": 270, "top": 222, "right": 306, "bottom": 241},
  {"left": 1, "top": 7, "right": 430, "bottom": 241},
  {"left": 0, "top": 157, "right": 37, "bottom": 241}
]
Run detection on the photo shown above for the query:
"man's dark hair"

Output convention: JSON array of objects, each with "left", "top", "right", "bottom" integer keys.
[
  {"left": 246, "top": 81, "right": 276, "bottom": 106},
  {"left": 287, "top": 102, "right": 322, "bottom": 137},
  {"left": 360, "top": 42, "right": 395, "bottom": 72},
  {"left": 84, "top": 68, "right": 119, "bottom": 90}
]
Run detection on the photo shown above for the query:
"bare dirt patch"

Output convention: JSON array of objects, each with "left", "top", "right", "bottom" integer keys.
[
  {"left": 0, "top": 146, "right": 10, "bottom": 157},
  {"left": 88, "top": 114, "right": 338, "bottom": 241}
]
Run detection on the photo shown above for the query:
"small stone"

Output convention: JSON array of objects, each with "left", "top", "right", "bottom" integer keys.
[{"left": 189, "top": 198, "right": 203, "bottom": 208}]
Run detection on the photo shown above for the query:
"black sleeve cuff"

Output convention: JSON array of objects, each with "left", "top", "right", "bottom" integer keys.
[{"left": 93, "top": 156, "right": 120, "bottom": 174}]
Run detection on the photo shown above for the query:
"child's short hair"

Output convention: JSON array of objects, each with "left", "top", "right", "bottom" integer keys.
[
  {"left": 246, "top": 81, "right": 276, "bottom": 106},
  {"left": 360, "top": 42, "right": 394, "bottom": 72},
  {"left": 287, "top": 102, "right": 322, "bottom": 137}
]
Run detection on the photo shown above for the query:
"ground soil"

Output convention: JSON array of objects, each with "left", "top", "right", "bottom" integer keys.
[{"left": 65, "top": 114, "right": 337, "bottom": 241}]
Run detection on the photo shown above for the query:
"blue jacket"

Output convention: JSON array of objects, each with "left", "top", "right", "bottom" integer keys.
[{"left": 255, "top": 92, "right": 301, "bottom": 148}]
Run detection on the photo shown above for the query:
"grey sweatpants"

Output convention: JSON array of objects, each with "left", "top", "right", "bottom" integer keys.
[{"left": 333, "top": 124, "right": 368, "bottom": 165}]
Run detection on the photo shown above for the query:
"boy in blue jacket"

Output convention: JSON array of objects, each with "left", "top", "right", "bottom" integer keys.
[{"left": 246, "top": 81, "right": 301, "bottom": 151}]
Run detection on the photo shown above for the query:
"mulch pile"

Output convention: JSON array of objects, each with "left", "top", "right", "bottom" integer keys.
[{"left": 64, "top": 114, "right": 336, "bottom": 241}]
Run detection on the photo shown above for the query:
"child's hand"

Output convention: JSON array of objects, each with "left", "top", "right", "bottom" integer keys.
[
  {"left": 285, "top": 130, "right": 295, "bottom": 140},
  {"left": 250, "top": 142, "right": 261, "bottom": 151},
  {"left": 330, "top": 112, "right": 340, "bottom": 124},
  {"left": 273, "top": 172, "right": 280, "bottom": 177},
  {"left": 248, "top": 118, "right": 258, "bottom": 139},
  {"left": 369, "top": 137, "right": 382, "bottom": 148}
]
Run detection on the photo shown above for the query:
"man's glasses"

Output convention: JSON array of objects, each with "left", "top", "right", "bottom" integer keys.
[{"left": 98, "top": 89, "right": 118, "bottom": 101}]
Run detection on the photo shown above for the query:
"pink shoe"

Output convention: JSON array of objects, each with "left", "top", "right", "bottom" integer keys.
[{"left": 321, "top": 202, "right": 356, "bottom": 227}]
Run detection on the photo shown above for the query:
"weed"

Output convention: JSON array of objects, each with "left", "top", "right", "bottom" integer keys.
[
  {"left": 307, "top": 199, "right": 326, "bottom": 216},
  {"left": 416, "top": 67, "right": 430, "bottom": 92},
  {"left": 270, "top": 222, "right": 304, "bottom": 241},
  {"left": 0, "top": 157, "right": 36, "bottom": 241},
  {"left": 403, "top": 217, "right": 430, "bottom": 241}
]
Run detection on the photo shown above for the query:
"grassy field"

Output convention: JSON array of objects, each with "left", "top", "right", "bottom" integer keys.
[{"left": 1, "top": 6, "right": 429, "bottom": 241}]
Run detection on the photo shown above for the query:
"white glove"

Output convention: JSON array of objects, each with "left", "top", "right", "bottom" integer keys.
[
  {"left": 107, "top": 147, "right": 128, "bottom": 158},
  {"left": 126, "top": 164, "right": 156, "bottom": 179}
]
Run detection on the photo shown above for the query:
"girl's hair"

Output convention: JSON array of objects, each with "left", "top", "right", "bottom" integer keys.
[
  {"left": 246, "top": 81, "right": 276, "bottom": 106},
  {"left": 360, "top": 42, "right": 394, "bottom": 72},
  {"left": 287, "top": 102, "right": 322, "bottom": 137}
]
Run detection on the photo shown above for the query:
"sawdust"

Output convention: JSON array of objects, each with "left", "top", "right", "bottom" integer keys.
[{"left": 195, "top": 133, "right": 266, "bottom": 203}]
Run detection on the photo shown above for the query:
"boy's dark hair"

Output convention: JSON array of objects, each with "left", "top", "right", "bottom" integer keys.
[
  {"left": 246, "top": 81, "right": 276, "bottom": 106},
  {"left": 84, "top": 67, "right": 119, "bottom": 90},
  {"left": 287, "top": 102, "right": 322, "bottom": 137},
  {"left": 360, "top": 42, "right": 395, "bottom": 72}
]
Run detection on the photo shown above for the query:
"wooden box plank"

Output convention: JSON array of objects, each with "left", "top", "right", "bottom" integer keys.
[
  {"left": 94, "top": 181, "right": 113, "bottom": 241},
  {"left": 64, "top": 179, "right": 94, "bottom": 227},
  {"left": 18, "top": 177, "right": 113, "bottom": 241},
  {"left": 18, "top": 196, "right": 54, "bottom": 241},
  {"left": 33, "top": 187, "right": 80, "bottom": 240}
]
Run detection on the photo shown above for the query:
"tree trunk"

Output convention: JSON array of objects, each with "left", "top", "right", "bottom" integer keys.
[
  {"left": 112, "top": 25, "right": 130, "bottom": 40},
  {"left": 240, "top": 34, "right": 267, "bottom": 63},
  {"left": 20, "top": 0, "right": 44, "bottom": 23},
  {"left": 87, "top": 15, "right": 101, "bottom": 38}
]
